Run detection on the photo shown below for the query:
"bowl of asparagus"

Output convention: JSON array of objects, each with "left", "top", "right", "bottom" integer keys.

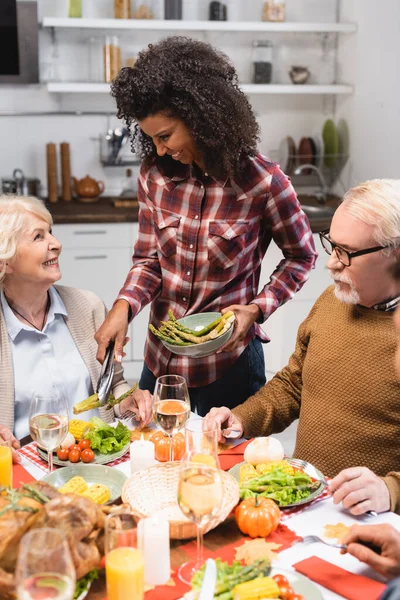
[{"left": 149, "top": 310, "right": 235, "bottom": 358}]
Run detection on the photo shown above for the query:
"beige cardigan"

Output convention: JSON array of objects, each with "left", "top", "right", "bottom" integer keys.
[{"left": 0, "top": 285, "right": 130, "bottom": 434}]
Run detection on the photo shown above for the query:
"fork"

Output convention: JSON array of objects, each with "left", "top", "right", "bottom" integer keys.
[
  {"left": 287, "top": 457, "right": 378, "bottom": 517},
  {"left": 293, "top": 535, "right": 346, "bottom": 550}
]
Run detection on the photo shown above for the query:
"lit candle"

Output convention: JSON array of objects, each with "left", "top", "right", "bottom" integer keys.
[
  {"left": 138, "top": 516, "right": 170, "bottom": 586},
  {"left": 130, "top": 435, "right": 155, "bottom": 474}
]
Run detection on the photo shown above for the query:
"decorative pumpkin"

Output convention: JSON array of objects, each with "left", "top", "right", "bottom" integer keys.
[
  {"left": 235, "top": 497, "right": 280, "bottom": 538},
  {"left": 150, "top": 431, "right": 185, "bottom": 462}
]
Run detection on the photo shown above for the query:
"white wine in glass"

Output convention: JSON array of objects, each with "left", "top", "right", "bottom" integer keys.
[
  {"left": 29, "top": 389, "right": 69, "bottom": 472},
  {"left": 16, "top": 528, "right": 76, "bottom": 600},
  {"left": 152, "top": 375, "right": 190, "bottom": 461},
  {"left": 177, "top": 462, "right": 223, "bottom": 584}
]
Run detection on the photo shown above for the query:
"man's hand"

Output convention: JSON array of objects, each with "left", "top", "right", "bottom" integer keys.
[
  {"left": 95, "top": 299, "right": 130, "bottom": 363},
  {"left": 203, "top": 406, "right": 244, "bottom": 442},
  {"left": 342, "top": 524, "right": 400, "bottom": 579},
  {"left": 217, "top": 304, "right": 262, "bottom": 353},
  {"left": 329, "top": 467, "right": 391, "bottom": 515},
  {"left": 119, "top": 389, "right": 153, "bottom": 428},
  {"left": 0, "top": 425, "right": 21, "bottom": 463}
]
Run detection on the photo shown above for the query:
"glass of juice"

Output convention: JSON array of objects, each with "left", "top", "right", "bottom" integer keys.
[
  {"left": 0, "top": 443, "right": 12, "bottom": 488},
  {"left": 183, "top": 418, "right": 220, "bottom": 468},
  {"left": 152, "top": 374, "right": 190, "bottom": 461},
  {"left": 29, "top": 388, "right": 69, "bottom": 473},
  {"left": 15, "top": 528, "right": 76, "bottom": 600},
  {"left": 105, "top": 509, "right": 144, "bottom": 600}
]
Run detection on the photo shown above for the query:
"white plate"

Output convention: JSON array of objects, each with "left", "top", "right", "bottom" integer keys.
[{"left": 37, "top": 441, "right": 129, "bottom": 467}]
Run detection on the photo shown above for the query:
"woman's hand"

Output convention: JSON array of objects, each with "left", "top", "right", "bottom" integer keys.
[
  {"left": 203, "top": 406, "right": 244, "bottom": 442},
  {"left": 342, "top": 524, "right": 400, "bottom": 579},
  {"left": 95, "top": 299, "right": 130, "bottom": 363},
  {"left": 217, "top": 304, "right": 261, "bottom": 353},
  {"left": 0, "top": 425, "right": 21, "bottom": 463},
  {"left": 119, "top": 389, "right": 153, "bottom": 428},
  {"left": 329, "top": 467, "right": 391, "bottom": 515}
]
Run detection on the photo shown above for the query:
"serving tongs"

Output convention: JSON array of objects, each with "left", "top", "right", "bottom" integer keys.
[{"left": 96, "top": 341, "right": 115, "bottom": 406}]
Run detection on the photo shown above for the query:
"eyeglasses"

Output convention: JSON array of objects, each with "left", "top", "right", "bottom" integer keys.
[{"left": 319, "top": 229, "right": 389, "bottom": 266}]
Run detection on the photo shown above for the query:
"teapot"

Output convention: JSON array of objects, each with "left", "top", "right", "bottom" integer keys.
[{"left": 72, "top": 175, "right": 105, "bottom": 202}]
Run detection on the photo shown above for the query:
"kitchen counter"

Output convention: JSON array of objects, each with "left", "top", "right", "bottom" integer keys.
[{"left": 47, "top": 193, "right": 340, "bottom": 231}]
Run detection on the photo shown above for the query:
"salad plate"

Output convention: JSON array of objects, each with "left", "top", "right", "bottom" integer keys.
[
  {"left": 37, "top": 441, "right": 130, "bottom": 467},
  {"left": 229, "top": 458, "right": 326, "bottom": 509}
]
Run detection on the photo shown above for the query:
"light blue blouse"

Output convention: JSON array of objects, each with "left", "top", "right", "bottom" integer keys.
[{"left": 1, "top": 287, "right": 98, "bottom": 439}]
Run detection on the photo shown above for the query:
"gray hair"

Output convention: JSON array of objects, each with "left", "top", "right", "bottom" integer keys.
[
  {"left": 342, "top": 179, "right": 400, "bottom": 255},
  {"left": 0, "top": 195, "right": 53, "bottom": 287}
]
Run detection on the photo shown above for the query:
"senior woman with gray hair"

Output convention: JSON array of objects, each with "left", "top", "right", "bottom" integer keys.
[{"left": 0, "top": 195, "right": 152, "bottom": 462}]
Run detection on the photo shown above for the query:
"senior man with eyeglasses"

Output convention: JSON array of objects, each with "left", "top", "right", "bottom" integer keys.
[{"left": 205, "top": 179, "right": 400, "bottom": 515}]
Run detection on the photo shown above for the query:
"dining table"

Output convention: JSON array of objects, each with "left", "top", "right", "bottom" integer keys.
[{"left": 15, "top": 432, "right": 400, "bottom": 600}]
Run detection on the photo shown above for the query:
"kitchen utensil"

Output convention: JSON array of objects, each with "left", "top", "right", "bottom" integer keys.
[
  {"left": 294, "top": 535, "right": 382, "bottom": 555},
  {"left": 165, "top": 0, "right": 182, "bottom": 19},
  {"left": 46, "top": 143, "right": 58, "bottom": 203},
  {"left": 60, "top": 142, "right": 72, "bottom": 201},
  {"left": 209, "top": 1, "right": 227, "bottom": 21},
  {"left": 222, "top": 428, "right": 242, "bottom": 439},
  {"left": 198, "top": 558, "right": 217, "bottom": 600},
  {"left": 322, "top": 118, "right": 339, "bottom": 167},
  {"left": 72, "top": 174, "right": 105, "bottom": 202},
  {"left": 1, "top": 169, "right": 41, "bottom": 197},
  {"left": 122, "top": 462, "right": 240, "bottom": 540},
  {"left": 97, "top": 341, "right": 115, "bottom": 406}
]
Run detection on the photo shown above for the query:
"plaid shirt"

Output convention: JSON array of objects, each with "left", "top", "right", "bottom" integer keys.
[{"left": 118, "top": 153, "right": 317, "bottom": 387}]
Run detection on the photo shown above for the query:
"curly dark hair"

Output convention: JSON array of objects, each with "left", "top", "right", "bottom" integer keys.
[{"left": 111, "top": 36, "right": 260, "bottom": 179}]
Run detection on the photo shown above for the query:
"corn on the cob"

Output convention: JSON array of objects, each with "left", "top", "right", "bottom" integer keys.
[
  {"left": 232, "top": 576, "right": 280, "bottom": 600},
  {"left": 68, "top": 419, "right": 93, "bottom": 441},
  {"left": 255, "top": 461, "right": 295, "bottom": 476},
  {"left": 81, "top": 484, "right": 111, "bottom": 505},
  {"left": 59, "top": 476, "right": 88, "bottom": 495}
]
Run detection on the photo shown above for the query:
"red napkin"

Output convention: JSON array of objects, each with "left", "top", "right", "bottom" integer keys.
[
  {"left": 219, "top": 440, "right": 251, "bottom": 471},
  {"left": 13, "top": 463, "right": 36, "bottom": 488},
  {"left": 293, "top": 556, "right": 387, "bottom": 600}
]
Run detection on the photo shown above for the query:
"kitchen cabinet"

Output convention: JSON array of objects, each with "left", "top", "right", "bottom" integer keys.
[{"left": 260, "top": 233, "right": 331, "bottom": 379}]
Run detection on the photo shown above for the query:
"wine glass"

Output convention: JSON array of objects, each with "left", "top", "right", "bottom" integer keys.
[
  {"left": 153, "top": 375, "right": 190, "bottom": 461},
  {"left": 177, "top": 459, "right": 224, "bottom": 584},
  {"left": 29, "top": 388, "right": 69, "bottom": 473},
  {"left": 184, "top": 418, "right": 221, "bottom": 468},
  {"left": 105, "top": 509, "right": 144, "bottom": 600},
  {"left": 15, "top": 528, "right": 76, "bottom": 600}
]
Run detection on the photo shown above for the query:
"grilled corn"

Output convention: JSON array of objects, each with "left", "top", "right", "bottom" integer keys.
[
  {"left": 59, "top": 476, "right": 88, "bottom": 495},
  {"left": 68, "top": 419, "right": 93, "bottom": 441},
  {"left": 232, "top": 576, "right": 280, "bottom": 599},
  {"left": 255, "top": 461, "right": 295, "bottom": 476},
  {"left": 81, "top": 484, "right": 111, "bottom": 505}
]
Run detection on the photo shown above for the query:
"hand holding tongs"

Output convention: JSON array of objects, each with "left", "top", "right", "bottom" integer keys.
[{"left": 96, "top": 341, "right": 115, "bottom": 406}]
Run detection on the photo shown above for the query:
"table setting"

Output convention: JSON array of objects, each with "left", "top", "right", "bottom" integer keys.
[{"left": 1, "top": 367, "right": 400, "bottom": 600}]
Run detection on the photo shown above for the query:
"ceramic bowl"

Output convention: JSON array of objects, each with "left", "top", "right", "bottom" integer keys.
[
  {"left": 160, "top": 312, "right": 234, "bottom": 358},
  {"left": 289, "top": 66, "right": 310, "bottom": 85}
]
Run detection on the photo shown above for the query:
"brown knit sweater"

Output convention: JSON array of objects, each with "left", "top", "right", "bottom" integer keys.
[{"left": 233, "top": 286, "right": 400, "bottom": 513}]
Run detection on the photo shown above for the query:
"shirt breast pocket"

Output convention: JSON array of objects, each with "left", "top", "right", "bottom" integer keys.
[
  {"left": 154, "top": 209, "right": 181, "bottom": 257},
  {"left": 207, "top": 221, "right": 251, "bottom": 269}
]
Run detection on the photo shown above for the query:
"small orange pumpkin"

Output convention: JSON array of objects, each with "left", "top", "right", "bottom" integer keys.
[
  {"left": 235, "top": 496, "right": 281, "bottom": 538},
  {"left": 150, "top": 431, "right": 185, "bottom": 462}
]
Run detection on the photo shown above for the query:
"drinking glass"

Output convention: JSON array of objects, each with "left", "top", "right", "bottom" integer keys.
[
  {"left": 0, "top": 441, "right": 13, "bottom": 488},
  {"left": 153, "top": 375, "right": 190, "bottom": 461},
  {"left": 15, "top": 528, "right": 76, "bottom": 600},
  {"left": 184, "top": 418, "right": 221, "bottom": 468},
  {"left": 105, "top": 509, "right": 144, "bottom": 600},
  {"left": 29, "top": 388, "right": 69, "bottom": 473},
  {"left": 177, "top": 460, "right": 223, "bottom": 584}
]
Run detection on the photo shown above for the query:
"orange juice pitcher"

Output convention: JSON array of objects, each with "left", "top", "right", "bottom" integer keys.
[{"left": 0, "top": 445, "right": 12, "bottom": 488}]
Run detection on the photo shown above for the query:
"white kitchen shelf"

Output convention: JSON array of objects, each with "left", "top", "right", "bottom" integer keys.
[
  {"left": 46, "top": 82, "right": 353, "bottom": 95},
  {"left": 41, "top": 17, "right": 357, "bottom": 34}
]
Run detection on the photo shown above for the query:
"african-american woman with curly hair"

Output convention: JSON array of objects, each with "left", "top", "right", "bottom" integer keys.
[{"left": 95, "top": 37, "right": 316, "bottom": 416}]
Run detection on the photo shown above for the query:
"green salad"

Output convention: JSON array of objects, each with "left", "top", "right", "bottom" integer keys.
[
  {"left": 239, "top": 467, "right": 316, "bottom": 506},
  {"left": 84, "top": 417, "right": 131, "bottom": 454}
]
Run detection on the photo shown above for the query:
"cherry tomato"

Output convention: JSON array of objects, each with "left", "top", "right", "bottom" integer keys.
[
  {"left": 291, "top": 595, "right": 305, "bottom": 600},
  {"left": 279, "top": 585, "right": 295, "bottom": 600},
  {"left": 68, "top": 449, "right": 81, "bottom": 463},
  {"left": 78, "top": 439, "right": 91, "bottom": 450},
  {"left": 69, "top": 444, "right": 81, "bottom": 453},
  {"left": 56, "top": 447, "right": 69, "bottom": 461},
  {"left": 272, "top": 574, "right": 289, "bottom": 587},
  {"left": 81, "top": 448, "right": 95, "bottom": 463}
]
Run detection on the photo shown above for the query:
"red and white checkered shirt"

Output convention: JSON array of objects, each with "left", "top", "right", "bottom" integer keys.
[{"left": 118, "top": 153, "right": 317, "bottom": 387}]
